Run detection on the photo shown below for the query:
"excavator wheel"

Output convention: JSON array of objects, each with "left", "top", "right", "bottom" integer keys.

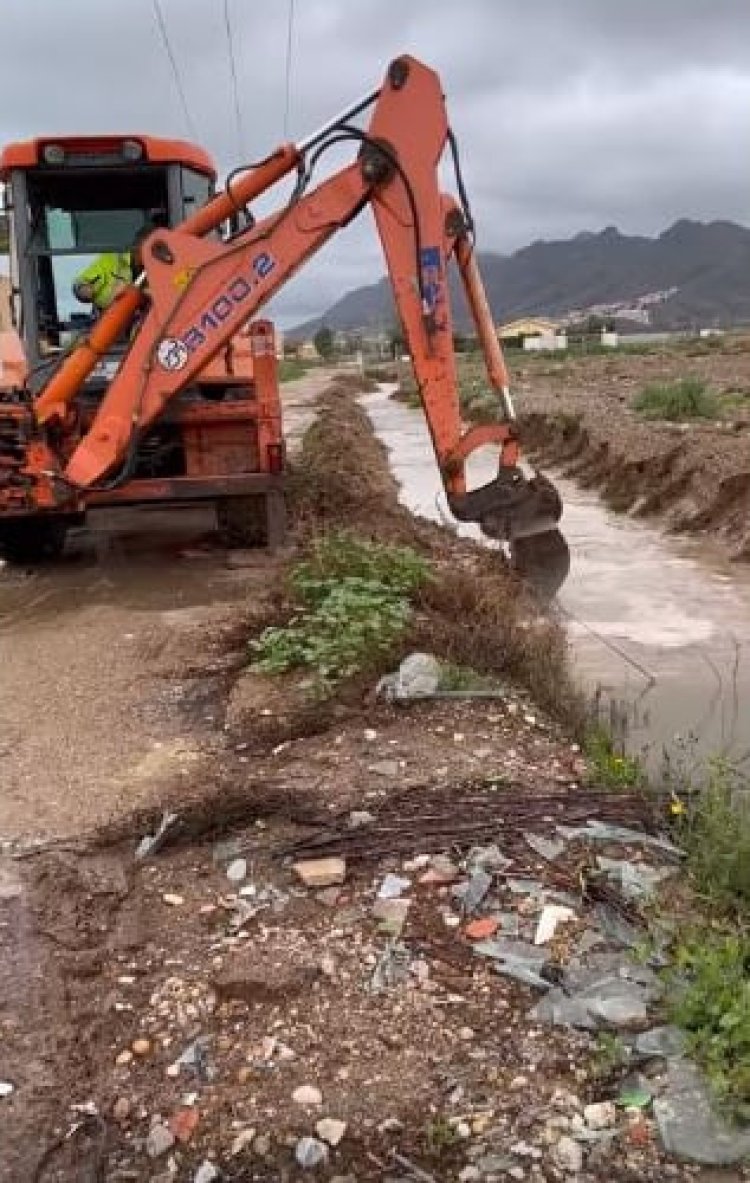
[
  {"left": 0, "top": 516, "right": 72, "bottom": 564},
  {"left": 216, "top": 495, "right": 270, "bottom": 548},
  {"left": 510, "top": 529, "right": 571, "bottom": 603}
]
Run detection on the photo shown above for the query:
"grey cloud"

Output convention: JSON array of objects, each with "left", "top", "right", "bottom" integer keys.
[{"left": 1, "top": 0, "right": 748, "bottom": 326}]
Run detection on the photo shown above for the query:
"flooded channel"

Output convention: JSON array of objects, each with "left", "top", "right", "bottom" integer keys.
[{"left": 363, "top": 388, "right": 750, "bottom": 770}]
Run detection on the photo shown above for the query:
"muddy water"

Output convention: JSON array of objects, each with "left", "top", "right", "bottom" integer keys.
[{"left": 364, "top": 388, "right": 750, "bottom": 769}]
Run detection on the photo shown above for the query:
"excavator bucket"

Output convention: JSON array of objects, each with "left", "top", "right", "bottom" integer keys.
[{"left": 448, "top": 466, "right": 570, "bottom": 601}]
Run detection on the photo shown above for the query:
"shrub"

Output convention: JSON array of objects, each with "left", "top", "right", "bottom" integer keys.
[{"left": 633, "top": 378, "right": 718, "bottom": 421}]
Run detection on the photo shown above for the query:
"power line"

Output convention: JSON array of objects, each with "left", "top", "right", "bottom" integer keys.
[
  {"left": 282, "top": 0, "right": 296, "bottom": 140},
  {"left": 222, "top": 0, "right": 244, "bottom": 156},
  {"left": 151, "top": 0, "right": 199, "bottom": 142}
]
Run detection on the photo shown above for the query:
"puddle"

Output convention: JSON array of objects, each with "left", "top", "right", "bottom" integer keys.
[{"left": 363, "top": 388, "right": 750, "bottom": 769}]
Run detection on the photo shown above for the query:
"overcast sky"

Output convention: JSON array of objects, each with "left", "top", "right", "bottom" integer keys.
[{"left": 1, "top": 0, "right": 748, "bottom": 326}]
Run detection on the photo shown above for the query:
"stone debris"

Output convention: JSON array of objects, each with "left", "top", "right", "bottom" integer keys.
[
  {"left": 348, "top": 809, "right": 375, "bottom": 828},
  {"left": 452, "top": 868, "right": 492, "bottom": 914},
  {"left": 226, "top": 857, "right": 247, "bottom": 883},
  {"left": 315, "top": 1117, "right": 347, "bottom": 1146},
  {"left": 635, "top": 1025, "right": 686, "bottom": 1058},
  {"left": 292, "top": 1084, "right": 323, "bottom": 1106},
  {"left": 584, "top": 1100, "right": 617, "bottom": 1129},
  {"left": 596, "top": 856, "right": 674, "bottom": 900},
  {"left": 368, "top": 758, "right": 401, "bottom": 778},
  {"left": 553, "top": 1134, "right": 584, "bottom": 1173},
  {"left": 293, "top": 857, "right": 347, "bottom": 888},
  {"left": 0, "top": 1081, "right": 14, "bottom": 1099},
  {"left": 372, "top": 896, "right": 410, "bottom": 934},
  {"left": 162, "top": 892, "right": 184, "bottom": 907},
  {"left": 193, "top": 1161, "right": 221, "bottom": 1183},
  {"left": 557, "top": 820, "right": 681, "bottom": 856},
  {"left": 146, "top": 1122, "right": 176, "bottom": 1158},
  {"left": 534, "top": 903, "right": 575, "bottom": 945},
  {"left": 531, "top": 953, "right": 660, "bottom": 1030},
  {"left": 473, "top": 937, "right": 550, "bottom": 989},
  {"left": 295, "top": 1135, "right": 329, "bottom": 1168}
]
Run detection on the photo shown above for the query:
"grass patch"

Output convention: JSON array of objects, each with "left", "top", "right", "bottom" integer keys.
[
  {"left": 278, "top": 358, "right": 314, "bottom": 383},
  {"left": 437, "top": 662, "right": 502, "bottom": 692},
  {"left": 668, "top": 930, "right": 750, "bottom": 1121},
  {"left": 633, "top": 377, "right": 719, "bottom": 421},
  {"left": 251, "top": 532, "right": 429, "bottom": 693}
]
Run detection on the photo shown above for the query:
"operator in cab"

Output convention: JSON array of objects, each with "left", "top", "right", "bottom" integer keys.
[
  {"left": 71, "top": 210, "right": 167, "bottom": 314},
  {"left": 72, "top": 252, "right": 132, "bottom": 313}
]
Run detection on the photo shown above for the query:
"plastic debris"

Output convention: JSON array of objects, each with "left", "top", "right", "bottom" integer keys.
[
  {"left": 597, "top": 856, "right": 674, "bottom": 900},
  {"left": 295, "top": 1135, "right": 329, "bottom": 1168},
  {"left": 473, "top": 937, "right": 550, "bottom": 989},
  {"left": 452, "top": 868, "right": 492, "bottom": 915},
  {"left": 524, "top": 832, "right": 565, "bottom": 861},
  {"left": 556, "top": 820, "right": 681, "bottom": 857},
  {"left": 376, "top": 652, "right": 441, "bottom": 701},
  {"left": 135, "top": 811, "right": 179, "bottom": 860},
  {"left": 530, "top": 953, "right": 661, "bottom": 1030},
  {"left": 378, "top": 873, "right": 411, "bottom": 900},
  {"left": 654, "top": 1058, "right": 750, "bottom": 1165},
  {"left": 534, "top": 903, "right": 575, "bottom": 945},
  {"left": 369, "top": 940, "right": 412, "bottom": 992}
]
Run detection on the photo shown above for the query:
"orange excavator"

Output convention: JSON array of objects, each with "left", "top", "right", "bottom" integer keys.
[{"left": 0, "top": 55, "right": 568, "bottom": 595}]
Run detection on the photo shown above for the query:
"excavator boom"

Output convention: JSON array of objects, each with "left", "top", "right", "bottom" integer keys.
[{"left": 30, "top": 55, "right": 568, "bottom": 596}]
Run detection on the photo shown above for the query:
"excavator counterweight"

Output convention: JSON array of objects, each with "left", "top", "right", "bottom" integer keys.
[{"left": 0, "top": 55, "right": 567, "bottom": 596}]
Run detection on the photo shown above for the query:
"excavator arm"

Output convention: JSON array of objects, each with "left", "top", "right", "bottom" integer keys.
[{"left": 32, "top": 55, "right": 568, "bottom": 596}]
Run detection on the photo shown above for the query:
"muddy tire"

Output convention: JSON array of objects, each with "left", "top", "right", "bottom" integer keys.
[
  {"left": 0, "top": 517, "right": 70, "bottom": 563},
  {"left": 216, "top": 496, "right": 269, "bottom": 548}
]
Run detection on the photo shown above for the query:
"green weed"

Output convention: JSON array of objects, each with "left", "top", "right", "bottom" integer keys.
[
  {"left": 585, "top": 726, "right": 644, "bottom": 791},
  {"left": 669, "top": 930, "right": 750, "bottom": 1120},
  {"left": 633, "top": 377, "right": 719, "bottom": 421},
  {"left": 251, "top": 532, "right": 429, "bottom": 692},
  {"left": 437, "top": 662, "right": 502, "bottom": 692},
  {"left": 590, "top": 1031, "right": 628, "bottom": 1082}
]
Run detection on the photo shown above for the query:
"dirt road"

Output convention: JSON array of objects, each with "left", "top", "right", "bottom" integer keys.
[{"left": 0, "top": 368, "right": 333, "bottom": 844}]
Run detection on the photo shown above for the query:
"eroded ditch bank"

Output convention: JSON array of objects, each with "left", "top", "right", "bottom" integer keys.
[{"left": 1, "top": 383, "right": 748, "bottom": 1182}]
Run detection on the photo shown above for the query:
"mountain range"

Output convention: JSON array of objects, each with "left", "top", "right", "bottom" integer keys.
[{"left": 289, "top": 219, "right": 750, "bottom": 338}]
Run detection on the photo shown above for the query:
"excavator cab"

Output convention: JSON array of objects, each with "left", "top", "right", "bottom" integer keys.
[
  {"left": 2, "top": 137, "right": 214, "bottom": 382},
  {"left": 0, "top": 136, "right": 286, "bottom": 560}
]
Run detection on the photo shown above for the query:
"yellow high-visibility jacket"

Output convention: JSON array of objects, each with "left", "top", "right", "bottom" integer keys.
[{"left": 73, "top": 252, "right": 132, "bottom": 311}]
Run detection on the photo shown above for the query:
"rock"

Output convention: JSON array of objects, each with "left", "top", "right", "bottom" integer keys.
[
  {"left": 295, "top": 1135, "right": 329, "bottom": 1167},
  {"left": 654, "top": 1057, "right": 750, "bottom": 1165},
  {"left": 553, "top": 1135, "right": 583, "bottom": 1173},
  {"left": 368, "top": 759, "right": 400, "bottom": 778},
  {"left": 115, "top": 1049, "right": 133, "bottom": 1067},
  {"left": 146, "top": 1122, "right": 176, "bottom": 1158},
  {"left": 348, "top": 810, "right": 375, "bottom": 828},
  {"left": 531, "top": 952, "right": 660, "bottom": 1030},
  {"left": 458, "top": 1026, "right": 475, "bottom": 1041},
  {"left": 226, "top": 858, "right": 247, "bottom": 883},
  {"left": 584, "top": 1101, "right": 617, "bottom": 1130},
  {"left": 131, "top": 1038, "right": 151, "bottom": 1057},
  {"left": 293, "top": 1084, "right": 323, "bottom": 1106},
  {"left": 316, "top": 1117, "right": 347, "bottom": 1146},
  {"left": 372, "top": 896, "right": 410, "bottom": 933},
  {"left": 635, "top": 1025, "right": 686, "bottom": 1058},
  {"left": 419, "top": 855, "right": 460, "bottom": 885},
  {"left": 363, "top": 728, "right": 377, "bottom": 741},
  {"left": 169, "top": 1105, "right": 200, "bottom": 1143},
  {"left": 473, "top": 937, "right": 550, "bottom": 989},
  {"left": 459, "top": 1168, "right": 481, "bottom": 1182},
  {"left": 464, "top": 916, "right": 500, "bottom": 941},
  {"left": 320, "top": 953, "right": 336, "bottom": 977},
  {"left": 194, "top": 1162, "right": 220, "bottom": 1183},
  {"left": 230, "top": 1127, "right": 256, "bottom": 1156},
  {"left": 213, "top": 942, "right": 318, "bottom": 1003},
  {"left": 162, "top": 892, "right": 184, "bottom": 907},
  {"left": 253, "top": 1132, "right": 272, "bottom": 1156},
  {"left": 112, "top": 1097, "right": 131, "bottom": 1121},
  {"left": 377, "top": 873, "right": 411, "bottom": 899},
  {"left": 293, "top": 857, "right": 347, "bottom": 888}
]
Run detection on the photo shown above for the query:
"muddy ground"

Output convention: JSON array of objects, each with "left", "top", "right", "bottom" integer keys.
[
  {"left": 505, "top": 337, "right": 750, "bottom": 560},
  {"left": 0, "top": 374, "right": 747, "bottom": 1182}
]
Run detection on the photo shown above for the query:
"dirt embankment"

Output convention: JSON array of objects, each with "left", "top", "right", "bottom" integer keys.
[{"left": 511, "top": 340, "right": 750, "bottom": 559}]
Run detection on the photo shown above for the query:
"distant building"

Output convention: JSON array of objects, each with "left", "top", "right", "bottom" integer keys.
[{"left": 497, "top": 317, "right": 561, "bottom": 345}]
